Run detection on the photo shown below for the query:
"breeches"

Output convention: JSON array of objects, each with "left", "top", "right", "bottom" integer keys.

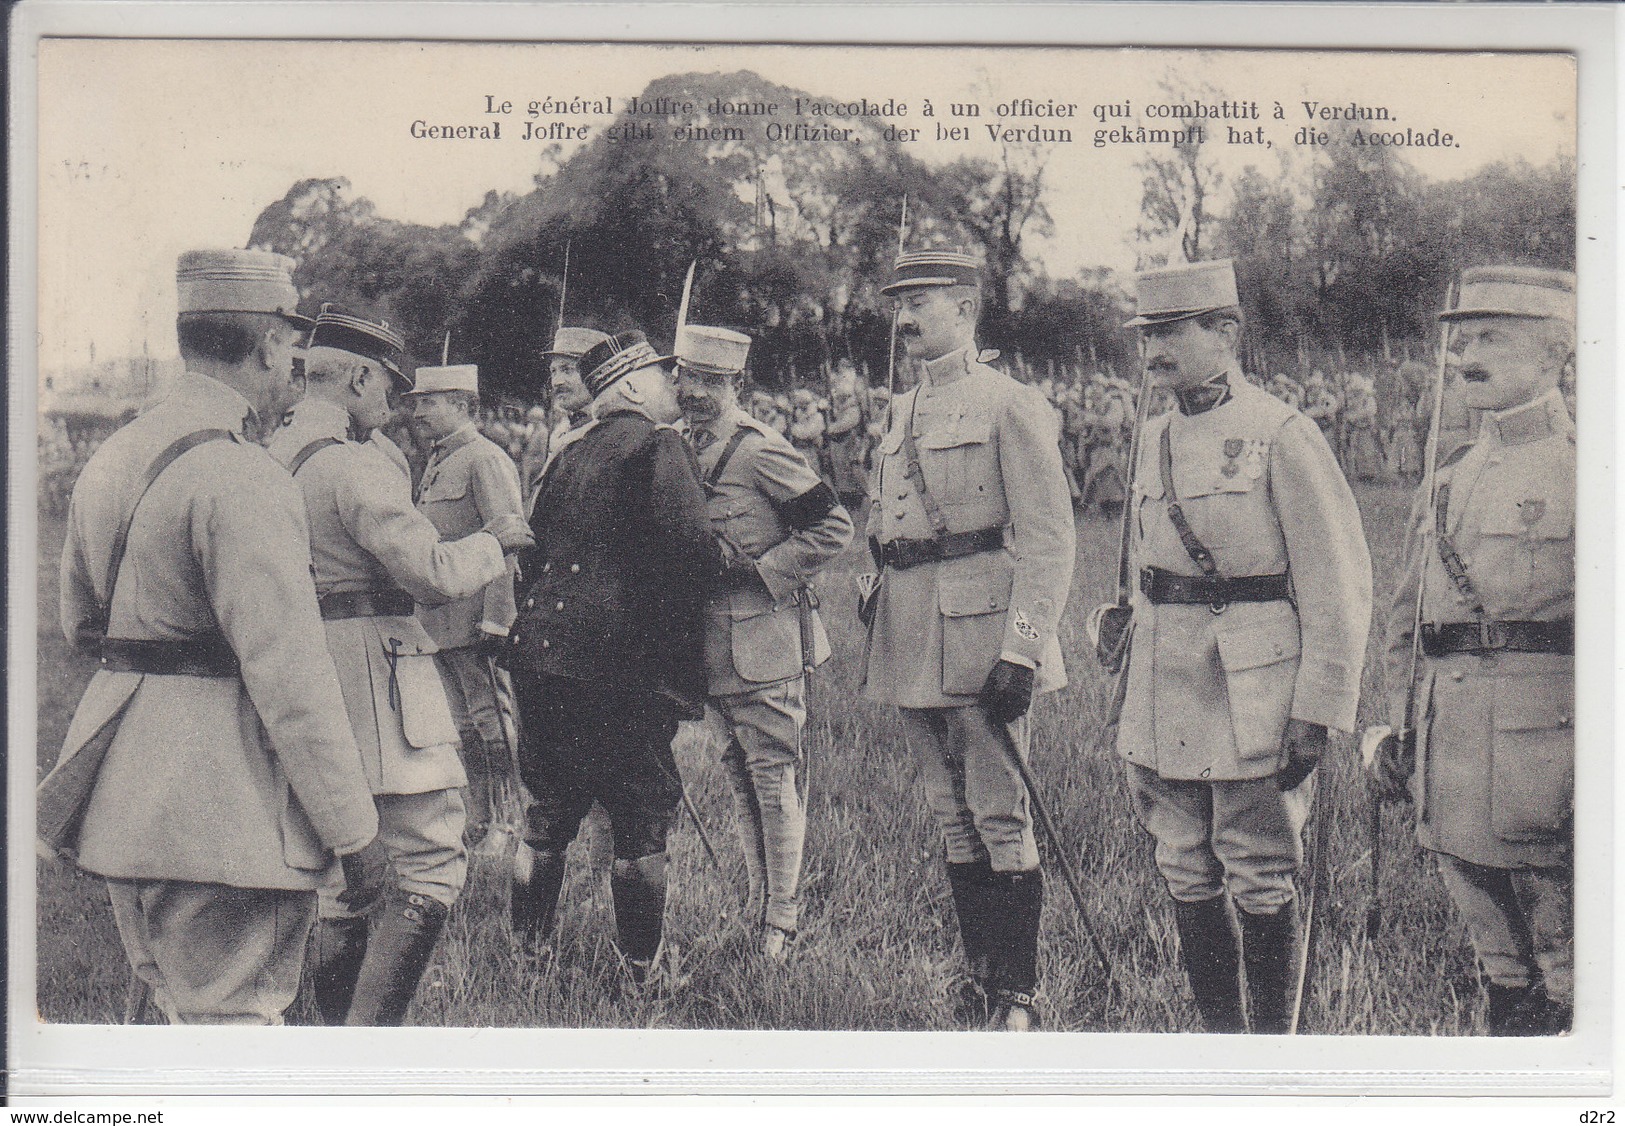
[
  {"left": 1127, "top": 762, "right": 1311, "bottom": 914},
  {"left": 319, "top": 788, "right": 469, "bottom": 920},
  {"left": 435, "top": 646, "right": 505, "bottom": 745},
  {"left": 515, "top": 672, "right": 682, "bottom": 862},
  {"left": 106, "top": 879, "right": 317, "bottom": 1025},
  {"left": 1435, "top": 851, "right": 1573, "bottom": 1004},
  {"left": 715, "top": 678, "right": 807, "bottom": 931},
  {"left": 900, "top": 705, "right": 1038, "bottom": 873}
]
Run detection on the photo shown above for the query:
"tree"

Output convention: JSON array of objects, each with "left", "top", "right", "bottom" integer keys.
[{"left": 1134, "top": 76, "right": 1225, "bottom": 266}]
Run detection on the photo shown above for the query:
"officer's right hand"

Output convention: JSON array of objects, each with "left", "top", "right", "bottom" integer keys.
[
  {"left": 1370, "top": 729, "right": 1416, "bottom": 804},
  {"left": 338, "top": 835, "right": 390, "bottom": 915},
  {"left": 482, "top": 514, "right": 535, "bottom": 554}
]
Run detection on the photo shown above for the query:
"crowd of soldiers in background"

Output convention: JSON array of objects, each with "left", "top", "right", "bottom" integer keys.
[{"left": 37, "top": 351, "right": 1579, "bottom": 521}]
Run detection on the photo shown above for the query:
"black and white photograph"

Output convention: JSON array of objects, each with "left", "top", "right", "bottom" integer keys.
[{"left": 8, "top": 2, "right": 1616, "bottom": 1100}]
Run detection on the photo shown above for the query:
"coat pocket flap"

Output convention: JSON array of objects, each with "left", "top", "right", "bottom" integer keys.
[
  {"left": 1493, "top": 686, "right": 1573, "bottom": 732},
  {"left": 939, "top": 567, "right": 1012, "bottom": 619},
  {"left": 389, "top": 651, "right": 459, "bottom": 749},
  {"left": 1216, "top": 615, "right": 1301, "bottom": 673},
  {"left": 919, "top": 422, "right": 992, "bottom": 450}
]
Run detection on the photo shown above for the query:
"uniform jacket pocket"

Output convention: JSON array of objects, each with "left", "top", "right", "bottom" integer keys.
[
  {"left": 919, "top": 422, "right": 993, "bottom": 505},
  {"left": 1490, "top": 674, "right": 1573, "bottom": 842},
  {"left": 939, "top": 557, "right": 1013, "bottom": 696},
  {"left": 384, "top": 642, "right": 459, "bottom": 750},
  {"left": 1215, "top": 607, "right": 1301, "bottom": 765}
]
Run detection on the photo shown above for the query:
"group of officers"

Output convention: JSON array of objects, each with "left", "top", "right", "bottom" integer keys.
[{"left": 40, "top": 242, "right": 1574, "bottom": 1038}]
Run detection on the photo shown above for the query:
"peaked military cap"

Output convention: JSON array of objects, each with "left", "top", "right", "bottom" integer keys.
[
  {"left": 406, "top": 363, "right": 479, "bottom": 396},
  {"left": 176, "top": 248, "right": 311, "bottom": 328},
  {"left": 545, "top": 326, "right": 612, "bottom": 359},
  {"left": 675, "top": 325, "right": 752, "bottom": 376},
  {"left": 579, "top": 330, "right": 666, "bottom": 399},
  {"left": 307, "top": 305, "right": 411, "bottom": 388},
  {"left": 880, "top": 248, "right": 982, "bottom": 296},
  {"left": 1441, "top": 265, "right": 1576, "bottom": 323},
  {"left": 1125, "top": 258, "right": 1240, "bottom": 328}
]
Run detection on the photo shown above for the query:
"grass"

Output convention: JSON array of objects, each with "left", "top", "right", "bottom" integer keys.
[{"left": 34, "top": 481, "right": 1485, "bottom": 1032}]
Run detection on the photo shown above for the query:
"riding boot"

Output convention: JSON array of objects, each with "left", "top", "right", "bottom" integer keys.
[
  {"left": 310, "top": 915, "right": 370, "bottom": 1025},
  {"left": 460, "top": 734, "right": 494, "bottom": 848},
  {"left": 1485, "top": 981, "right": 1552, "bottom": 1036},
  {"left": 1240, "top": 903, "right": 1300, "bottom": 1035},
  {"left": 721, "top": 741, "right": 768, "bottom": 929},
  {"left": 611, "top": 853, "right": 668, "bottom": 980},
  {"left": 510, "top": 843, "right": 568, "bottom": 953},
  {"left": 987, "top": 868, "right": 1044, "bottom": 1031},
  {"left": 344, "top": 892, "right": 450, "bottom": 1026},
  {"left": 946, "top": 860, "right": 996, "bottom": 1025},
  {"left": 1173, "top": 896, "right": 1246, "bottom": 1033}
]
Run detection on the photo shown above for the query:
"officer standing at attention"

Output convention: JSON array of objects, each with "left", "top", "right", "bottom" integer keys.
[
  {"left": 861, "top": 249, "right": 1076, "bottom": 1031},
  {"left": 674, "top": 324, "right": 854, "bottom": 960},
  {"left": 268, "top": 309, "right": 532, "bottom": 1025},
  {"left": 1113, "top": 258, "right": 1371, "bottom": 1034},
  {"left": 40, "top": 250, "right": 386, "bottom": 1024},
  {"left": 505, "top": 331, "right": 723, "bottom": 982},
  {"left": 407, "top": 361, "right": 530, "bottom": 850},
  {"left": 1374, "top": 266, "right": 1576, "bottom": 1035}
]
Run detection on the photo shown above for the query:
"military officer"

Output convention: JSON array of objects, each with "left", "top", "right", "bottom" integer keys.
[
  {"left": 674, "top": 324, "right": 854, "bottom": 959},
  {"left": 1375, "top": 266, "right": 1576, "bottom": 1035},
  {"left": 40, "top": 249, "right": 387, "bottom": 1024},
  {"left": 1112, "top": 258, "right": 1372, "bottom": 1034},
  {"left": 505, "top": 331, "right": 724, "bottom": 982},
  {"left": 520, "top": 325, "right": 611, "bottom": 505},
  {"left": 268, "top": 309, "right": 532, "bottom": 1025},
  {"left": 861, "top": 249, "right": 1076, "bottom": 1031},
  {"left": 407, "top": 361, "right": 530, "bottom": 850}
]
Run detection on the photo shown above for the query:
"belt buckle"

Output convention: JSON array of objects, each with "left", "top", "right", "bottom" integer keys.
[
  {"left": 1478, "top": 619, "right": 1504, "bottom": 652},
  {"left": 1209, "top": 598, "right": 1227, "bottom": 615}
]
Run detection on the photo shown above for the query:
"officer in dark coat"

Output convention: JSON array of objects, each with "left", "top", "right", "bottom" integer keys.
[{"left": 504, "top": 331, "right": 723, "bottom": 980}]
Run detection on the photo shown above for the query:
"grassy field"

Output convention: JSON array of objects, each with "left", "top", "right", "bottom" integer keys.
[{"left": 34, "top": 481, "right": 1486, "bottom": 1033}]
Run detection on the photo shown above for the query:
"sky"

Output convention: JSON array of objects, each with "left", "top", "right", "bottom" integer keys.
[{"left": 36, "top": 40, "right": 1574, "bottom": 370}]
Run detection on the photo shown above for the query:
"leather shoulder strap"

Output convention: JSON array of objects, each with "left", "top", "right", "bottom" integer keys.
[
  {"left": 289, "top": 435, "right": 344, "bottom": 477},
  {"left": 899, "top": 393, "right": 950, "bottom": 540},
  {"left": 705, "top": 425, "right": 752, "bottom": 490},
  {"left": 98, "top": 428, "right": 234, "bottom": 633},
  {"left": 1433, "top": 482, "right": 1485, "bottom": 617},
  {"left": 1159, "top": 423, "right": 1218, "bottom": 577}
]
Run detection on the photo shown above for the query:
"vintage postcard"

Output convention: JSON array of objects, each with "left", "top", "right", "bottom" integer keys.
[{"left": 8, "top": 0, "right": 1616, "bottom": 1100}]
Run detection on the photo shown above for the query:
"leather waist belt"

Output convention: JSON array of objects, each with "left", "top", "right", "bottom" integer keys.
[
  {"left": 1140, "top": 566, "right": 1291, "bottom": 607},
  {"left": 1422, "top": 619, "right": 1574, "bottom": 657},
  {"left": 318, "top": 589, "right": 416, "bottom": 620},
  {"left": 881, "top": 527, "right": 1007, "bottom": 571},
  {"left": 100, "top": 636, "right": 240, "bottom": 678}
]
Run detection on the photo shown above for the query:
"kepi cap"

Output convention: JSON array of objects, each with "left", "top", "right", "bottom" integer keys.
[
  {"left": 674, "top": 325, "right": 751, "bottom": 376},
  {"left": 580, "top": 330, "right": 667, "bottom": 399},
  {"left": 545, "top": 326, "right": 612, "bottom": 359},
  {"left": 406, "top": 364, "right": 479, "bottom": 396},
  {"left": 176, "top": 248, "right": 310, "bottom": 328},
  {"left": 1440, "top": 265, "right": 1576, "bottom": 323},
  {"left": 307, "top": 306, "right": 411, "bottom": 388},
  {"left": 1125, "top": 259, "right": 1239, "bottom": 328},
  {"left": 880, "top": 249, "right": 981, "bottom": 297}
]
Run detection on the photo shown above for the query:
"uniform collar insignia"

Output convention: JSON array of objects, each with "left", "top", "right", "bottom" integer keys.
[{"left": 1175, "top": 371, "right": 1233, "bottom": 416}]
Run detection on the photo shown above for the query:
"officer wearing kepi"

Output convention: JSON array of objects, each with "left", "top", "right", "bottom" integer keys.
[
  {"left": 40, "top": 250, "right": 385, "bottom": 1024},
  {"left": 408, "top": 361, "right": 530, "bottom": 850},
  {"left": 505, "top": 331, "right": 723, "bottom": 982},
  {"left": 674, "top": 324, "right": 854, "bottom": 960},
  {"left": 862, "top": 249, "right": 1076, "bottom": 1031},
  {"left": 1374, "top": 266, "right": 1576, "bottom": 1035},
  {"left": 1112, "top": 258, "right": 1372, "bottom": 1034},
  {"left": 521, "top": 325, "right": 612, "bottom": 506},
  {"left": 268, "top": 309, "right": 532, "bottom": 1025}
]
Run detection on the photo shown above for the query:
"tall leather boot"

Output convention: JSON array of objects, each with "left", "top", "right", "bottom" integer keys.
[
  {"left": 1485, "top": 981, "right": 1552, "bottom": 1036},
  {"left": 1173, "top": 896, "right": 1246, "bottom": 1033},
  {"left": 344, "top": 892, "right": 450, "bottom": 1026},
  {"left": 987, "top": 869, "right": 1044, "bottom": 1031},
  {"left": 946, "top": 860, "right": 997, "bottom": 1025},
  {"left": 610, "top": 853, "right": 668, "bottom": 982},
  {"left": 1240, "top": 904, "right": 1300, "bottom": 1034},
  {"left": 460, "top": 734, "right": 494, "bottom": 848},
  {"left": 510, "top": 843, "right": 568, "bottom": 954},
  {"left": 721, "top": 742, "right": 768, "bottom": 929},
  {"left": 310, "top": 915, "right": 370, "bottom": 1025}
]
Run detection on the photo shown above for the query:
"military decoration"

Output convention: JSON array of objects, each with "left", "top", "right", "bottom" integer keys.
[{"left": 1014, "top": 609, "right": 1041, "bottom": 642}]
